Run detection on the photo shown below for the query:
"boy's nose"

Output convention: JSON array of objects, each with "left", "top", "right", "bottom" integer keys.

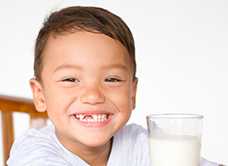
[{"left": 80, "top": 86, "right": 105, "bottom": 105}]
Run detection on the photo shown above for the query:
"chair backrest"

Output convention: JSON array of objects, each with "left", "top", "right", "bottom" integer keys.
[{"left": 0, "top": 95, "right": 48, "bottom": 166}]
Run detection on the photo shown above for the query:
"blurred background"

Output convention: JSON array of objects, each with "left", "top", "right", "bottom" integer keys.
[{"left": 0, "top": 0, "right": 227, "bottom": 165}]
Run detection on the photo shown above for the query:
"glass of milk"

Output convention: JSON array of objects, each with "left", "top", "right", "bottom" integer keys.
[{"left": 146, "top": 113, "right": 203, "bottom": 166}]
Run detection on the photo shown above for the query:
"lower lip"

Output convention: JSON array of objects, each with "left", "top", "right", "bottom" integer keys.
[{"left": 71, "top": 115, "right": 112, "bottom": 128}]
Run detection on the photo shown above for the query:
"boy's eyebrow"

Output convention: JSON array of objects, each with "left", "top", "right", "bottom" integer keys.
[
  {"left": 54, "top": 64, "right": 82, "bottom": 73},
  {"left": 53, "top": 64, "right": 129, "bottom": 73},
  {"left": 102, "top": 64, "right": 129, "bottom": 71}
]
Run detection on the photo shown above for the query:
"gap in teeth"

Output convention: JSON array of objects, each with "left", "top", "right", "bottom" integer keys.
[{"left": 74, "top": 114, "right": 109, "bottom": 122}]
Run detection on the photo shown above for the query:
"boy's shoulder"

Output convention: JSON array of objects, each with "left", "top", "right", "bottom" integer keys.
[
  {"left": 10, "top": 124, "right": 56, "bottom": 151},
  {"left": 7, "top": 125, "right": 69, "bottom": 166},
  {"left": 113, "top": 123, "right": 148, "bottom": 148}
]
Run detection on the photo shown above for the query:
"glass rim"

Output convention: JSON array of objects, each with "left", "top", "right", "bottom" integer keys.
[{"left": 146, "top": 113, "right": 204, "bottom": 119}]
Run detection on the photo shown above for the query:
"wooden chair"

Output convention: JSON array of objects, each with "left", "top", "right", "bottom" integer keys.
[{"left": 0, "top": 95, "right": 48, "bottom": 166}]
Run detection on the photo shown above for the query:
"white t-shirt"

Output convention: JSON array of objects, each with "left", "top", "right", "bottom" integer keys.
[{"left": 7, "top": 123, "right": 218, "bottom": 166}]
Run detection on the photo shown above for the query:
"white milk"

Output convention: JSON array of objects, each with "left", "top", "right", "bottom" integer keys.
[{"left": 149, "top": 134, "right": 201, "bottom": 166}]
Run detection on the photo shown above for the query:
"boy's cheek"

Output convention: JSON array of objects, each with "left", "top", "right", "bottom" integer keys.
[{"left": 107, "top": 93, "right": 133, "bottom": 109}]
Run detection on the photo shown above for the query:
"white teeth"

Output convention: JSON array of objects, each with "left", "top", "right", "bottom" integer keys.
[{"left": 74, "top": 113, "right": 109, "bottom": 122}]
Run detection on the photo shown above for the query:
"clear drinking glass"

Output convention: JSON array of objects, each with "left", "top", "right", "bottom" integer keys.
[{"left": 146, "top": 113, "right": 203, "bottom": 166}]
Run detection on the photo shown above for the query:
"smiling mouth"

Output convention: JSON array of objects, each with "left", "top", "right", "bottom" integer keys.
[{"left": 73, "top": 113, "right": 111, "bottom": 123}]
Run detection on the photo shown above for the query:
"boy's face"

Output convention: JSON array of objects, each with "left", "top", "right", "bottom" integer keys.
[{"left": 30, "top": 31, "right": 137, "bottom": 151}]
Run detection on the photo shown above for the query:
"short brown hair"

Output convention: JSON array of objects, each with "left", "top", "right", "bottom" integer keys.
[{"left": 34, "top": 6, "right": 136, "bottom": 80}]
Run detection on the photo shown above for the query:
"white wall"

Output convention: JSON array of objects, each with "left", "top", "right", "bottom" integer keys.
[{"left": 0, "top": 0, "right": 227, "bottom": 165}]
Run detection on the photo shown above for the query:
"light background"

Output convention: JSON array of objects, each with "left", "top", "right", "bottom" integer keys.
[{"left": 0, "top": 0, "right": 227, "bottom": 165}]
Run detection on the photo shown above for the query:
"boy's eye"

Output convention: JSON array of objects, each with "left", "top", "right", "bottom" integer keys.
[
  {"left": 62, "top": 77, "right": 79, "bottom": 83},
  {"left": 105, "top": 77, "right": 122, "bottom": 82}
]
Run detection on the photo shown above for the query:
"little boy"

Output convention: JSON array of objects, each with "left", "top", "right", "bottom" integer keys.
[{"left": 7, "top": 6, "right": 219, "bottom": 166}]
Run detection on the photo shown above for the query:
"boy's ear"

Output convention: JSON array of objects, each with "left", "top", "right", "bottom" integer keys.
[
  {"left": 131, "top": 77, "right": 138, "bottom": 110},
  {"left": 29, "top": 78, "right": 47, "bottom": 112}
]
